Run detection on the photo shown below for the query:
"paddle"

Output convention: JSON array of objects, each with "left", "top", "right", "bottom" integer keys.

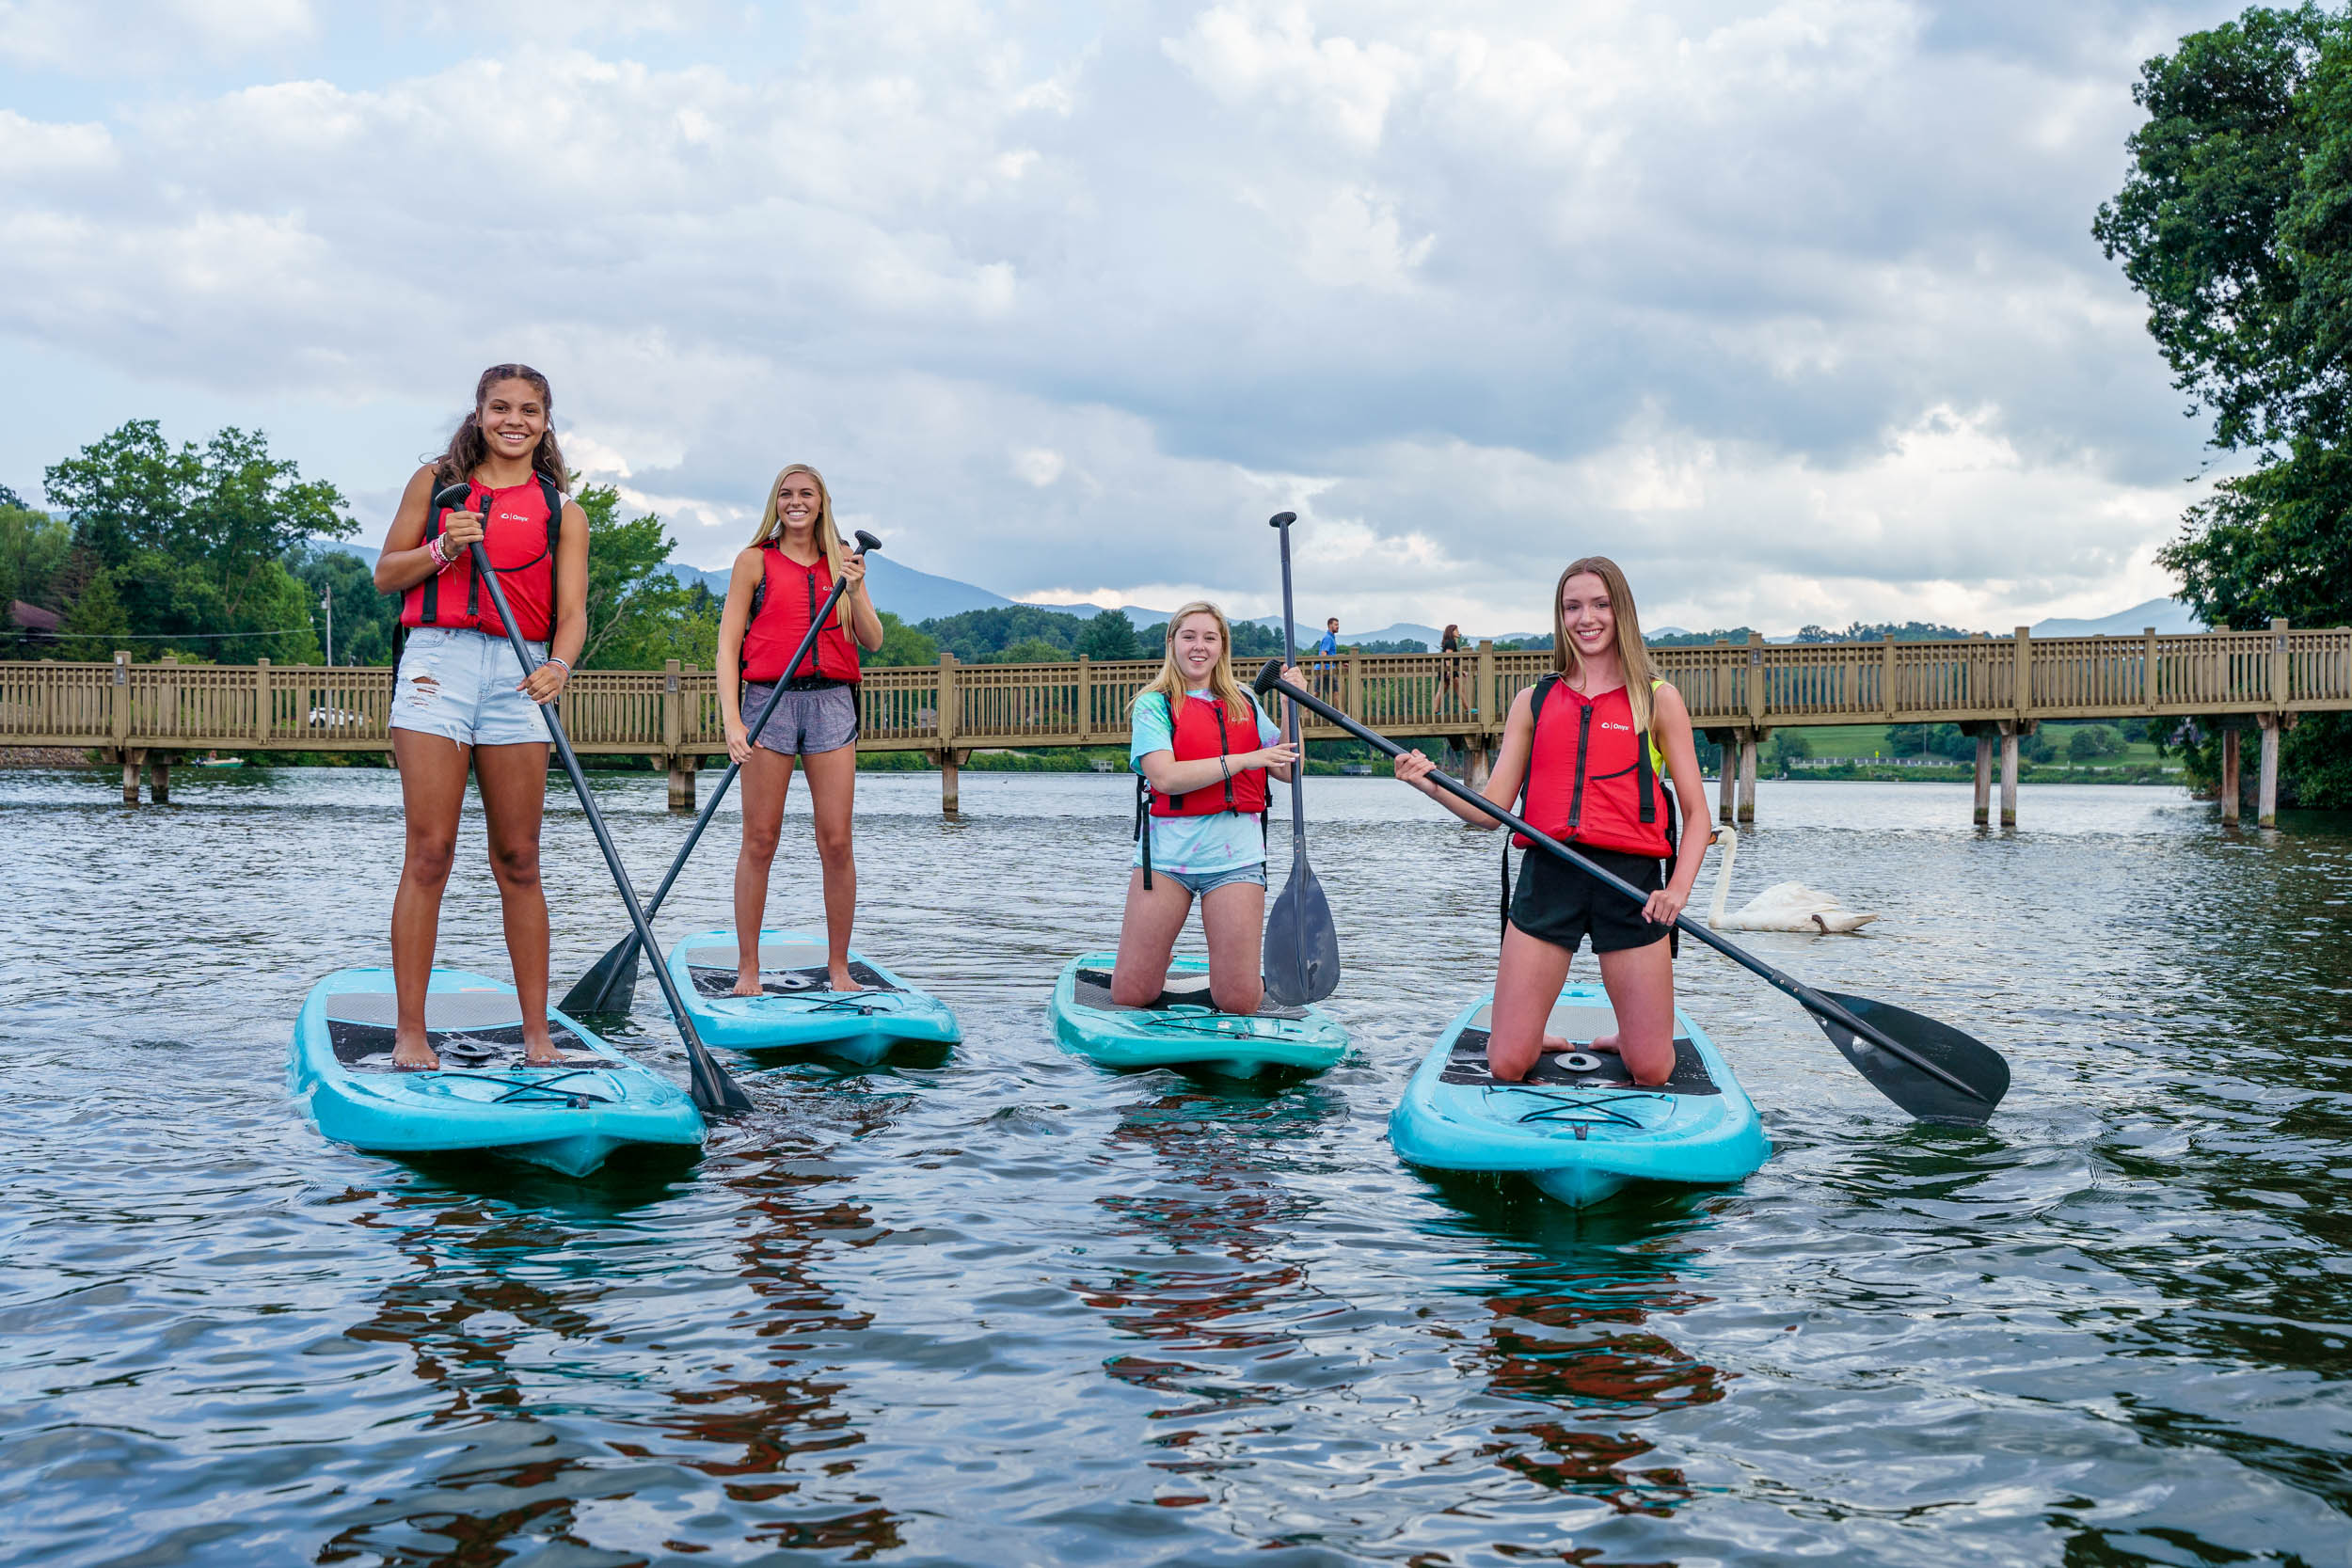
[
  {"left": 1260, "top": 511, "right": 1340, "bottom": 1006},
  {"left": 559, "top": 529, "right": 883, "bottom": 1016},
  {"left": 432, "top": 482, "right": 753, "bottom": 1117},
  {"left": 1250, "top": 660, "right": 2012, "bottom": 1124}
]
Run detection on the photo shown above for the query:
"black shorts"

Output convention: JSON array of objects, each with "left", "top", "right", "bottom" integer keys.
[{"left": 1508, "top": 843, "right": 1676, "bottom": 956}]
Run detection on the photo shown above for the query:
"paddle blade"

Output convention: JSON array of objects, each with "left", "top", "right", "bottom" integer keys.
[
  {"left": 686, "top": 1037, "right": 755, "bottom": 1116},
  {"left": 1809, "top": 990, "right": 2010, "bottom": 1125},
  {"left": 558, "top": 933, "right": 642, "bottom": 1017},
  {"left": 1263, "top": 857, "right": 1342, "bottom": 1006}
]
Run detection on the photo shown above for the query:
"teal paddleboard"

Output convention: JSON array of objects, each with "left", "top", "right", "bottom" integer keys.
[
  {"left": 1390, "top": 983, "right": 1768, "bottom": 1207},
  {"left": 1048, "top": 953, "right": 1349, "bottom": 1079},
  {"left": 290, "top": 967, "right": 704, "bottom": 1177},
  {"left": 667, "top": 928, "right": 961, "bottom": 1065}
]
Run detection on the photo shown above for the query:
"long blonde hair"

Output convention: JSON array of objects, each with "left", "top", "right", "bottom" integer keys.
[
  {"left": 1552, "top": 555, "right": 1661, "bottom": 736},
  {"left": 749, "top": 463, "right": 851, "bottom": 629},
  {"left": 1135, "top": 601, "right": 1253, "bottom": 720}
]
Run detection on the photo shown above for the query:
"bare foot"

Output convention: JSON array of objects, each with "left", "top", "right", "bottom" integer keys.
[
  {"left": 391, "top": 1030, "right": 439, "bottom": 1071},
  {"left": 523, "top": 1024, "right": 561, "bottom": 1067},
  {"left": 1588, "top": 1032, "right": 1624, "bottom": 1056},
  {"left": 732, "top": 971, "right": 764, "bottom": 997},
  {"left": 1537, "top": 1032, "right": 1576, "bottom": 1053},
  {"left": 827, "top": 966, "right": 866, "bottom": 994}
]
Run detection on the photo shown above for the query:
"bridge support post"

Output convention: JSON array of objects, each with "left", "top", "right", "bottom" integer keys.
[
  {"left": 1464, "top": 747, "right": 1492, "bottom": 791},
  {"left": 2257, "top": 715, "right": 2280, "bottom": 827},
  {"left": 1736, "top": 732, "right": 1758, "bottom": 824},
  {"left": 1704, "top": 728, "right": 1740, "bottom": 824},
  {"left": 148, "top": 753, "right": 170, "bottom": 805},
  {"left": 2220, "top": 727, "right": 2241, "bottom": 824},
  {"left": 668, "top": 757, "right": 696, "bottom": 812},
  {"left": 1998, "top": 721, "right": 2019, "bottom": 827},
  {"left": 120, "top": 748, "right": 144, "bottom": 806},
  {"left": 1973, "top": 734, "right": 1993, "bottom": 825},
  {"left": 939, "top": 749, "right": 970, "bottom": 815}
]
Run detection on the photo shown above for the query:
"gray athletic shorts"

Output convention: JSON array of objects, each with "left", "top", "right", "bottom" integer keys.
[{"left": 742, "top": 681, "right": 859, "bottom": 755}]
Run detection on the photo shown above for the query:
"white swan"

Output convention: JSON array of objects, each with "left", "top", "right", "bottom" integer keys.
[{"left": 1706, "top": 828, "right": 1881, "bottom": 934}]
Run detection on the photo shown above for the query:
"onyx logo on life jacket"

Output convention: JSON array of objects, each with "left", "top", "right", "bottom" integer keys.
[
  {"left": 1133, "top": 692, "right": 1270, "bottom": 889},
  {"left": 401, "top": 477, "right": 564, "bottom": 642}
]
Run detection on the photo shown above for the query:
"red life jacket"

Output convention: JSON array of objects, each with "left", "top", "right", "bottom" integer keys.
[
  {"left": 1514, "top": 675, "right": 1673, "bottom": 858},
  {"left": 1148, "top": 693, "right": 1269, "bottom": 816},
  {"left": 400, "top": 475, "right": 564, "bottom": 642},
  {"left": 741, "top": 546, "right": 862, "bottom": 684}
]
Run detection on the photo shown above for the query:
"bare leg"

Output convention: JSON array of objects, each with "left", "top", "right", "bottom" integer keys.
[
  {"left": 1590, "top": 941, "right": 1677, "bottom": 1086},
  {"left": 389, "top": 729, "right": 469, "bottom": 1069},
  {"left": 1198, "top": 878, "right": 1267, "bottom": 1016},
  {"left": 801, "top": 744, "right": 863, "bottom": 990},
  {"left": 734, "top": 745, "right": 797, "bottom": 995},
  {"left": 474, "top": 741, "right": 556, "bottom": 1062},
  {"left": 1486, "top": 922, "right": 1574, "bottom": 1083},
  {"left": 1110, "top": 868, "right": 1193, "bottom": 1006}
]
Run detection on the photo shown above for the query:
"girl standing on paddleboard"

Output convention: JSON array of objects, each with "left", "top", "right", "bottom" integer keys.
[
  {"left": 374, "top": 364, "right": 590, "bottom": 1069},
  {"left": 1391, "top": 557, "right": 1708, "bottom": 1085},
  {"left": 1112, "top": 603, "right": 1303, "bottom": 1015},
  {"left": 716, "top": 464, "right": 885, "bottom": 995}
]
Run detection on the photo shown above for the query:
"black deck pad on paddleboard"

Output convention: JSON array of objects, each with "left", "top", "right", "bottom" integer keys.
[
  {"left": 323, "top": 995, "right": 614, "bottom": 1071},
  {"left": 1073, "top": 968, "right": 1309, "bottom": 1021},
  {"left": 685, "top": 960, "right": 898, "bottom": 999},
  {"left": 1440, "top": 1027, "right": 1720, "bottom": 1095}
]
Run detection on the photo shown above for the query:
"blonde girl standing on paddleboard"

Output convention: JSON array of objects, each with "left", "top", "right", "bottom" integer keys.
[
  {"left": 374, "top": 364, "right": 590, "bottom": 1069},
  {"left": 1112, "top": 602, "right": 1304, "bottom": 1016},
  {"left": 1391, "top": 557, "right": 1708, "bottom": 1085},
  {"left": 715, "top": 465, "right": 885, "bottom": 995}
]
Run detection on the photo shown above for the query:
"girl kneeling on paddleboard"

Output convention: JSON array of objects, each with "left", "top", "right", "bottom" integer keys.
[
  {"left": 716, "top": 464, "right": 885, "bottom": 995},
  {"left": 374, "top": 364, "right": 590, "bottom": 1069},
  {"left": 1113, "top": 603, "right": 1303, "bottom": 1015},
  {"left": 1391, "top": 557, "right": 1708, "bottom": 1085}
]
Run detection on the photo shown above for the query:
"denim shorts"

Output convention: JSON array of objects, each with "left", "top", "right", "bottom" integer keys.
[
  {"left": 390, "top": 626, "right": 551, "bottom": 748},
  {"left": 1155, "top": 863, "right": 1267, "bottom": 898},
  {"left": 741, "top": 681, "right": 860, "bottom": 755}
]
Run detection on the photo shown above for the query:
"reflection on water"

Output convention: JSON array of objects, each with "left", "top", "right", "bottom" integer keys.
[{"left": 2, "top": 768, "right": 2348, "bottom": 1565}]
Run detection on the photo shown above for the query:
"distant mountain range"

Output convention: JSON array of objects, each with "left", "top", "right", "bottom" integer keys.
[{"left": 311, "top": 540, "right": 2202, "bottom": 643}]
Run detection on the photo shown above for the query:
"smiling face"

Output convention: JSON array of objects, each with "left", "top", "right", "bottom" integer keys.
[
  {"left": 1558, "top": 572, "right": 1617, "bottom": 661},
  {"left": 477, "top": 378, "right": 548, "bottom": 465},
  {"left": 1169, "top": 611, "right": 1224, "bottom": 685},
  {"left": 775, "top": 470, "right": 823, "bottom": 537}
]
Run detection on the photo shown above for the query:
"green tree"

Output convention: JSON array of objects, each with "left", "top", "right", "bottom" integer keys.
[
  {"left": 42, "top": 421, "right": 351, "bottom": 663},
  {"left": 573, "top": 485, "right": 702, "bottom": 669},
  {"left": 0, "top": 504, "right": 70, "bottom": 609},
  {"left": 2096, "top": 4, "right": 2352, "bottom": 804},
  {"left": 290, "top": 546, "right": 398, "bottom": 666},
  {"left": 995, "top": 636, "right": 1069, "bottom": 664},
  {"left": 58, "top": 565, "right": 128, "bottom": 661},
  {"left": 2069, "top": 724, "right": 2125, "bottom": 761},
  {"left": 1076, "top": 609, "right": 1142, "bottom": 661},
  {"left": 868, "top": 610, "right": 940, "bottom": 668}
]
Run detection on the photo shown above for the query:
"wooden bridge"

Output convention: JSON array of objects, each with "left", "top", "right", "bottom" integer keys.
[{"left": 7, "top": 620, "right": 2345, "bottom": 828}]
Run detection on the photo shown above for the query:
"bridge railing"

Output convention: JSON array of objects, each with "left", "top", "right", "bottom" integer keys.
[{"left": 5, "top": 622, "right": 2349, "bottom": 757}]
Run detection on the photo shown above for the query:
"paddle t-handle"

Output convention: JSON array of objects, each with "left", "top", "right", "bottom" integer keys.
[
  {"left": 426, "top": 481, "right": 753, "bottom": 1116},
  {"left": 556, "top": 528, "right": 883, "bottom": 1018},
  {"left": 1250, "top": 658, "right": 2003, "bottom": 1118}
]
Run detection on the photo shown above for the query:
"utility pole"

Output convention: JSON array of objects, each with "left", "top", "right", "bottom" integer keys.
[{"left": 321, "top": 584, "right": 333, "bottom": 668}]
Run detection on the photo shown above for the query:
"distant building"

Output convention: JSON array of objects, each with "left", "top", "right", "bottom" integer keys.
[{"left": 6, "top": 601, "right": 59, "bottom": 646}]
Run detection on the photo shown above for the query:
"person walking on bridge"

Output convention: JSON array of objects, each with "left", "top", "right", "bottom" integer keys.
[{"left": 374, "top": 364, "right": 590, "bottom": 1070}]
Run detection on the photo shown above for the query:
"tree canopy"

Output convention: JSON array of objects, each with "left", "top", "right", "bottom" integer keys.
[{"left": 2097, "top": 3, "right": 2352, "bottom": 804}]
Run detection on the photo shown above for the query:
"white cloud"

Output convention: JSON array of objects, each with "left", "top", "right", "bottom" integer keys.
[
  {"left": 0, "top": 0, "right": 2249, "bottom": 635},
  {"left": 0, "top": 0, "right": 316, "bottom": 71}
]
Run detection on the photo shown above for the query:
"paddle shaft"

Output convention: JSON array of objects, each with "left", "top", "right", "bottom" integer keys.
[
  {"left": 438, "top": 486, "right": 747, "bottom": 1113},
  {"left": 1270, "top": 515, "right": 1307, "bottom": 854},
  {"left": 1255, "top": 670, "right": 1991, "bottom": 1103},
  {"left": 615, "top": 538, "right": 877, "bottom": 942}
]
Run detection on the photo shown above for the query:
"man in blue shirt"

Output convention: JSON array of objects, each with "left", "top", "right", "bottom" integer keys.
[{"left": 1314, "top": 618, "right": 1340, "bottom": 701}]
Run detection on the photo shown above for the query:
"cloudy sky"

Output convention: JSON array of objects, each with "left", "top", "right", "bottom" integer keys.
[{"left": 0, "top": 0, "right": 2249, "bottom": 634}]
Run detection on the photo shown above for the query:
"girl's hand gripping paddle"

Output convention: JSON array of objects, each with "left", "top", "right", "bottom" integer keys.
[
  {"left": 1260, "top": 511, "right": 1340, "bottom": 1006},
  {"left": 431, "top": 482, "right": 753, "bottom": 1117}
]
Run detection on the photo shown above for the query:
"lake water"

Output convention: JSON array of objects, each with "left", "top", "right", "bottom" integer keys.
[{"left": 3, "top": 768, "right": 2347, "bottom": 1567}]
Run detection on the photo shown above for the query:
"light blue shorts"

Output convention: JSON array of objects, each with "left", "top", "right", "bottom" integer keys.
[
  {"left": 390, "top": 626, "right": 552, "bottom": 748},
  {"left": 1155, "top": 863, "right": 1266, "bottom": 898}
]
